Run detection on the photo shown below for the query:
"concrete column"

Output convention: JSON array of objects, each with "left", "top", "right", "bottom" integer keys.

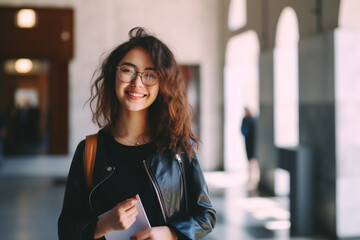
[
  {"left": 298, "top": 32, "right": 336, "bottom": 235},
  {"left": 258, "top": 49, "right": 277, "bottom": 192}
]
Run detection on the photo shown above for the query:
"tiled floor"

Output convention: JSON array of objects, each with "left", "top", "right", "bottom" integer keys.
[
  {"left": 0, "top": 177, "right": 64, "bottom": 240},
  {"left": 0, "top": 157, "right": 327, "bottom": 240},
  {"left": 205, "top": 172, "right": 326, "bottom": 240}
]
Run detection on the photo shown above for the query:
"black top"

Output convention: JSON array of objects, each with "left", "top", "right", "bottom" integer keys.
[
  {"left": 95, "top": 130, "right": 164, "bottom": 226},
  {"left": 241, "top": 116, "right": 256, "bottom": 159}
]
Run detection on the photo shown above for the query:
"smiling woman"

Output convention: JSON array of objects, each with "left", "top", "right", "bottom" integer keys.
[
  {"left": 114, "top": 48, "right": 159, "bottom": 114},
  {"left": 58, "top": 27, "right": 216, "bottom": 240}
]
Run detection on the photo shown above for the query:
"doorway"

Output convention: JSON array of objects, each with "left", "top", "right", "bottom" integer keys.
[
  {"left": 1, "top": 59, "right": 50, "bottom": 155},
  {"left": 0, "top": 7, "right": 74, "bottom": 155}
]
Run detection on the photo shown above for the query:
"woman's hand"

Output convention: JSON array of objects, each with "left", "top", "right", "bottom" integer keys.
[
  {"left": 94, "top": 197, "right": 138, "bottom": 238},
  {"left": 130, "top": 226, "right": 178, "bottom": 240}
]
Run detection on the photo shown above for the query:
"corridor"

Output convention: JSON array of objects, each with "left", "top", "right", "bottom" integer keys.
[
  {"left": 1, "top": 1, "right": 360, "bottom": 238},
  {"left": 0, "top": 157, "right": 326, "bottom": 240}
]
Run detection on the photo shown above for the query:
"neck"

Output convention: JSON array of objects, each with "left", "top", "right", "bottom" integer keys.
[{"left": 112, "top": 109, "right": 150, "bottom": 145}]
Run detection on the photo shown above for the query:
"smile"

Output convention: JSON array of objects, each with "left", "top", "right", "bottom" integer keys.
[{"left": 126, "top": 91, "right": 147, "bottom": 98}]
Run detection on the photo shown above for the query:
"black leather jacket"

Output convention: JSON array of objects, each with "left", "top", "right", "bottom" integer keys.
[{"left": 58, "top": 130, "right": 216, "bottom": 240}]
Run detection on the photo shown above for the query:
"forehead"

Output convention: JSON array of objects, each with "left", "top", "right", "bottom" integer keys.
[{"left": 119, "top": 47, "right": 154, "bottom": 68}]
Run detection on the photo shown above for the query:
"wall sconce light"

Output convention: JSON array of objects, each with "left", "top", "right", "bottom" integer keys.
[
  {"left": 15, "top": 58, "right": 33, "bottom": 73},
  {"left": 16, "top": 9, "right": 37, "bottom": 28}
]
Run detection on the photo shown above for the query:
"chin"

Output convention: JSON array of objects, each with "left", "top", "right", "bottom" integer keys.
[{"left": 125, "top": 105, "right": 149, "bottom": 112}]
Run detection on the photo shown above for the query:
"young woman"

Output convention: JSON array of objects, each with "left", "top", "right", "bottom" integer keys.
[{"left": 58, "top": 27, "right": 216, "bottom": 240}]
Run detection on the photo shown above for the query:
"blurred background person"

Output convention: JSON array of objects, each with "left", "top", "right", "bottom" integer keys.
[
  {"left": 241, "top": 107, "right": 259, "bottom": 188},
  {"left": 12, "top": 94, "right": 40, "bottom": 155}
]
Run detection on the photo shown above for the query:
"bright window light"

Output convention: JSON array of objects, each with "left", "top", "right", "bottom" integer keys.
[
  {"left": 265, "top": 220, "right": 291, "bottom": 230},
  {"left": 15, "top": 58, "right": 33, "bottom": 73},
  {"left": 228, "top": 0, "right": 247, "bottom": 30},
  {"left": 224, "top": 30, "right": 259, "bottom": 171},
  {"left": 274, "top": 7, "right": 299, "bottom": 147},
  {"left": 253, "top": 207, "right": 290, "bottom": 220},
  {"left": 17, "top": 9, "right": 36, "bottom": 28}
]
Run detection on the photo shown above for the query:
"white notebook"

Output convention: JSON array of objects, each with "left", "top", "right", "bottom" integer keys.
[{"left": 98, "top": 194, "right": 151, "bottom": 240}]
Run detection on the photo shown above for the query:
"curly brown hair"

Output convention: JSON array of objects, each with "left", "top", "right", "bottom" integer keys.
[{"left": 89, "top": 27, "right": 199, "bottom": 156}]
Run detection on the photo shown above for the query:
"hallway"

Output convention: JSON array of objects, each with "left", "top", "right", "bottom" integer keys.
[
  {"left": 0, "top": 157, "right": 326, "bottom": 240},
  {"left": 1, "top": 1, "right": 360, "bottom": 238}
]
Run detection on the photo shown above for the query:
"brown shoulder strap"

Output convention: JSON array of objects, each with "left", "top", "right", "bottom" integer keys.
[{"left": 84, "top": 133, "right": 98, "bottom": 188}]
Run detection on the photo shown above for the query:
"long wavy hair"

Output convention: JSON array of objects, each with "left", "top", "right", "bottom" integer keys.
[{"left": 89, "top": 27, "right": 199, "bottom": 156}]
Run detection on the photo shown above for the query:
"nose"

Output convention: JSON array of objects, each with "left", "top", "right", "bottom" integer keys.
[{"left": 131, "top": 73, "right": 143, "bottom": 86}]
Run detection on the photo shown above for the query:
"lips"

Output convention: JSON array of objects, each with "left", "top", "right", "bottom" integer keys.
[{"left": 126, "top": 91, "right": 147, "bottom": 98}]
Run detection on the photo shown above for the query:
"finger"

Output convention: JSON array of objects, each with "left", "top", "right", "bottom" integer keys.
[
  {"left": 126, "top": 207, "right": 138, "bottom": 218},
  {"left": 122, "top": 216, "right": 137, "bottom": 230},
  {"left": 115, "top": 199, "right": 137, "bottom": 211},
  {"left": 119, "top": 197, "right": 137, "bottom": 204},
  {"left": 117, "top": 203, "right": 137, "bottom": 219},
  {"left": 115, "top": 210, "right": 137, "bottom": 231},
  {"left": 118, "top": 197, "right": 137, "bottom": 206},
  {"left": 120, "top": 207, "right": 138, "bottom": 224},
  {"left": 116, "top": 206, "right": 138, "bottom": 226}
]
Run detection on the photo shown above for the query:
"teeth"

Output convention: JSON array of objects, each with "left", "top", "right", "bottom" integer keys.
[{"left": 128, "top": 92, "right": 145, "bottom": 97}]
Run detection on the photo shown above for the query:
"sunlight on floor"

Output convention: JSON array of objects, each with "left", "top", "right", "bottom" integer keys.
[
  {"left": 205, "top": 171, "right": 292, "bottom": 239},
  {"left": 204, "top": 170, "right": 248, "bottom": 188}
]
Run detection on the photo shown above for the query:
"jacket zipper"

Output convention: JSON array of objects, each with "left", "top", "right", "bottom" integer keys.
[
  {"left": 88, "top": 167, "right": 115, "bottom": 213},
  {"left": 143, "top": 160, "right": 167, "bottom": 223},
  {"left": 175, "top": 154, "right": 184, "bottom": 174},
  {"left": 176, "top": 154, "right": 188, "bottom": 212}
]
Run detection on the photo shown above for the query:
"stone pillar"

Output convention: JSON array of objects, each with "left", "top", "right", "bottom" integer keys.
[
  {"left": 258, "top": 50, "right": 277, "bottom": 192},
  {"left": 298, "top": 32, "right": 336, "bottom": 235}
]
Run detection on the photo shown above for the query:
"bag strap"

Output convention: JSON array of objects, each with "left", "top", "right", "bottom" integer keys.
[{"left": 84, "top": 133, "right": 98, "bottom": 188}]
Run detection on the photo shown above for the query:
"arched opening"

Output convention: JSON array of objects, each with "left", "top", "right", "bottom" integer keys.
[
  {"left": 274, "top": 7, "right": 299, "bottom": 148},
  {"left": 224, "top": 30, "right": 259, "bottom": 172},
  {"left": 273, "top": 7, "right": 299, "bottom": 197},
  {"left": 228, "top": 0, "right": 247, "bottom": 30}
]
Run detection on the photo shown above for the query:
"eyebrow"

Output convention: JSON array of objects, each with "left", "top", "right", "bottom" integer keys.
[{"left": 120, "top": 62, "right": 156, "bottom": 71}]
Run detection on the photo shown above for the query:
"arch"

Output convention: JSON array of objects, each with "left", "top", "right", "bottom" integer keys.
[
  {"left": 228, "top": 0, "right": 247, "bottom": 30},
  {"left": 224, "top": 30, "right": 260, "bottom": 171},
  {"left": 274, "top": 7, "right": 299, "bottom": 147}
]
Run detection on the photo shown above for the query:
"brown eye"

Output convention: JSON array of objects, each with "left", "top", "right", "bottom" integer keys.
[
  {"left": 143, "top": 72, "right": 157, "bottom": 80},
  {"left": 121, "top": 67, "right": 136, "bottom": 75}
]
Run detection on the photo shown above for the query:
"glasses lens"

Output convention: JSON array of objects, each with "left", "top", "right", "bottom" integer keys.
[
  {"left": 118, "top": 66, "right": 135, "bottom": 82},
  {"left": 117, "top": 66, "right": 158, "bottom": 86},
  {"left": 142, "top": 71, "right": 158, "bottom": 86}
]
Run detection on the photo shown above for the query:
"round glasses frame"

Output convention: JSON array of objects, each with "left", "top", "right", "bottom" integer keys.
[{"left": 116, "top": 65, "right": 159, "bottom": 86}]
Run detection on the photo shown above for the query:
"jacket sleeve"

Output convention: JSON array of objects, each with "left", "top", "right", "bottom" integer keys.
[
  {"left": 168, "top": 152, "right": 216, "bottom": 240},
  {"left": 58, "top": 140, "right": 103, "bottom": 240}
]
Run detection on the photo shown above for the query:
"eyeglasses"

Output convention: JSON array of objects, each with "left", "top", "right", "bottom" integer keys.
[{"left": 116, "top": 65, "right": 159, "bottom": 86}]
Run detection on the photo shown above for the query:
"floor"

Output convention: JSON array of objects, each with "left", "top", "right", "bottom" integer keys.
[{"left": 0, "top": 156, "right": 328, "bottom": 240}]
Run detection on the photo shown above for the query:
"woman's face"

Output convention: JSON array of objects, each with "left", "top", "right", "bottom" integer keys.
[{"left": 115, "top": 47, "right": 159, "bottom": 113}]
